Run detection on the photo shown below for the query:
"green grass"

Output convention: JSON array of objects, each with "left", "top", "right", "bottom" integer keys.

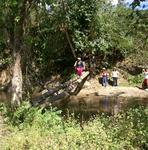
[{"left": 0, "top": 102, "right": 147, "bottom": 150}]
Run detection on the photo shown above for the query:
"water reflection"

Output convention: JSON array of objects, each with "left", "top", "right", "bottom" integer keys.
[
  {"left": 63, "top": 93, "right": 148, "bottom": 121},
  {"left": 0, "top": 91, "right": 11, "bottom": 103},
  {"left": 0, "top": 91, "right": 147, "bottom": 121}
]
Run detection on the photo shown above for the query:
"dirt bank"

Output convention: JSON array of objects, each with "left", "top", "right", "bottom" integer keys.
[{"left": 78, "top": 76, "right": 148, "bottom": 98}]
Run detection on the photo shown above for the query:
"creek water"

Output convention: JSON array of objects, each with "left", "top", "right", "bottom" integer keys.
[
  {"left": 62, "top": 94, "right": 148, "bottom": 122},
  {"left": 0, "top": 91, "right": 11, "bottom": 104},
  {"left": 0, "top": 92, "right": 148, "bottom": 121}
]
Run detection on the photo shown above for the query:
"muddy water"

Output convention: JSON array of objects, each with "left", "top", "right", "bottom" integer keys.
[
  {"left": 0, "top": 91, "right": 11, "bottom": 104},
  {"left": 62, "top": 93, "right": 148, "bottom": 121},
  {"left": 0, "top": 92, "right": 148, "bottom": 120}
]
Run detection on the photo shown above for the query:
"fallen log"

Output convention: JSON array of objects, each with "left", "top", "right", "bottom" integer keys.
[
  {"left": 69, "top": 71, "right": 90, "bottom": 95},
  {"left": 32, "top": 91, "right": 70, "bottom": 108},
  {"left": 31, "top": 71, "right": 90, "bottom": 107},
  {"left": 31, "top": 87, "right": 62, "bottom": 105}
]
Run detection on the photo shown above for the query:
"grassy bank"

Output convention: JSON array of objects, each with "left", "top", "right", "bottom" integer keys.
[{"left": 0, "top": 102, "right": 148, "bottom": 150}]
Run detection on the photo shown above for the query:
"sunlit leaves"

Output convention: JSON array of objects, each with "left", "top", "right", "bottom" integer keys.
[{"left": 0, "top": 0, "right": 147, "bottom": 76}]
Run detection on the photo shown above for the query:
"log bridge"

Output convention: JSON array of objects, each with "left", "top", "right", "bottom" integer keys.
[{"left": 31, "top": 71, "right": 90, "bottom": 108}]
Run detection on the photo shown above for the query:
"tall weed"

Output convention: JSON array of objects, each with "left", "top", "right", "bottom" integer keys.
[{"left": 0, "top": 103, "right": 147, "bottom": 150}]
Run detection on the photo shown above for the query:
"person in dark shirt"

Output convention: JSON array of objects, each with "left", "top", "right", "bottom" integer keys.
[{"left": 89, "top": 56, "right": 96, "bottom": 78}]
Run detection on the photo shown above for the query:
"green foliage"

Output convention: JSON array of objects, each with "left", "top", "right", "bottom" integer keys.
[
  {"left": 0, "top": 0, "right": 147, "bottom": 65},
  {"left": 0, "top": 0, "right": 147, "bottom": 90},
  {"left": 127, "top": 73, "right": 143, "bottom": 85},
  {"left": 0, "top": 103, "right": 147, "bottom": 150},
  {"left": 1, "top": 102, "right": 62, "bottom": 129}
]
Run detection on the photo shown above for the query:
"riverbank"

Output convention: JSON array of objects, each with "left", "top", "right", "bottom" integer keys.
[{"left": 78, "top": 76, "right": 148, "bottom": 98}]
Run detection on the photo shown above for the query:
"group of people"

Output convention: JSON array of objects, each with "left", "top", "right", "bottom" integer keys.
[
  {"left": 100, "top": 67, "right": 119, "bottom": 87},
  {"left": 74, "top": 57, "right": 148, "bottom": 89},
  {"left": 74, "top": 57, "right": 119, "bottom": 87}
]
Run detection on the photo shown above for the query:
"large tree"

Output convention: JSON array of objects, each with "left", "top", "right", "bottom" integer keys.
[
  {"left": 0, "top": 0, "right": 35, "bottom": 106},
  {"left": 0, "top": 0, "right": 147, "bottom": 107}
]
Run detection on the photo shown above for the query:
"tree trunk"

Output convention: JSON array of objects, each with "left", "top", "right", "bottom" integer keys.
[
  {"left": 65, "top": 28, "right": 76, "bottom": 59},
  {"left": 10, "top": 0, "right": 32, "bottom": 107},
  {"left": 61, "top": 0, "right": 76, "bottom": 59},
  {"left": 11, "top": 53, "right": 22, "bottom": 107},
  {"left": 31, "top": 71, "right": 90, "bottom": 107}
]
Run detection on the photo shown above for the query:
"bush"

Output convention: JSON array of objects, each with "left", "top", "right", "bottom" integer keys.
[
  {"left": 127, "top": 74, "right": 143, "bottom": 85},
  {"left": 0, "top": 103, "right": 147, "bottom": 150}
]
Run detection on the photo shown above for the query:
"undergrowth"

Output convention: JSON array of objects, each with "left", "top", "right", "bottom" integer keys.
[
  {"left": 0, "top": 102, "right": 147, "bottom": 150},
  {"left": 127, "top": 73, "right": 143, "bottom": 86}
]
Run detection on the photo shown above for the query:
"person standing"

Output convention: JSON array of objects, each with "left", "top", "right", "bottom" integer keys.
[
  {"left": 74, "top": 57, "right": 85, "bottom": 76},
  {"left": 89, "top": 56, "right": 96, "bottom": 78},
  {"left": 101, "top": 68, "right": 109, "bottom": 87},
  {"left": 111, "top": 67, "right": 119, "bottom": 86},
  {"left": 142, "top": 68, "right": 148, "bottom": 89}
]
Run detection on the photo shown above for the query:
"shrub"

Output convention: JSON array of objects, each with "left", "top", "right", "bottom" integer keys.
[
  {"left": 127, "top": 74, "right": 143, "bottom": 85},
  {"left": 0, "top": 103, "right": 147, "bottom": 150}
]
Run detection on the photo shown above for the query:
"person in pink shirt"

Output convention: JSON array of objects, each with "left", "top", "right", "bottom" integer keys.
[{"left": 74, "top": 57, "right": 85, "bottom": 76}]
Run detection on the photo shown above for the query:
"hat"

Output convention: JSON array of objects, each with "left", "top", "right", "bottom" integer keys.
[
  {"left": 102, "top": 67, "right": 106, "bottom": 70},
  {"left": 77, "top": 57, "right": 81, "bottom": 60}
]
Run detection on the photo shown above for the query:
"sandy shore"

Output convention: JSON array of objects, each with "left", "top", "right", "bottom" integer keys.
[{"left": 78, "top": 77, "right": 148, "bottom": 98}]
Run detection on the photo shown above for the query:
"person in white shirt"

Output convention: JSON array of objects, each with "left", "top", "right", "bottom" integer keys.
[
  {"left": 111, "top": 67, "right": 119, "bottom": 86},
  {"left": 142, "top": 68, "right": 148, "bottom": 89}
]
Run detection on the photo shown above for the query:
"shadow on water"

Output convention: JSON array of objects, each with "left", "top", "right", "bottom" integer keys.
[
  {"left": 62, "top": 93, "right": 148, "bottom": 124},
  {"left": 0, "top": 91, "right": 148, "bottom": 124}
]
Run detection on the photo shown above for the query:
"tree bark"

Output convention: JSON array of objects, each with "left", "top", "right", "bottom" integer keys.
[
  {"left": 10, "top": 0, "right": 32, "bottom": 107},
  {"left": 31, "top": 71, "right": 90, "bottom": 108},
  {"left": 11, "top": 53, "right": 22, "bottom": 107},
  {"left": 65, "top": 28, "right": 76, "bottom": 59}
]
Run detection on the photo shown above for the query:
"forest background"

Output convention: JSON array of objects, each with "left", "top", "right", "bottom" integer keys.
[
  {"left": 0, "top": 1, "right": 148, "bottom": 150},
  {"left": 0, "top": 0, "right": 147, "bottom": 104}
]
